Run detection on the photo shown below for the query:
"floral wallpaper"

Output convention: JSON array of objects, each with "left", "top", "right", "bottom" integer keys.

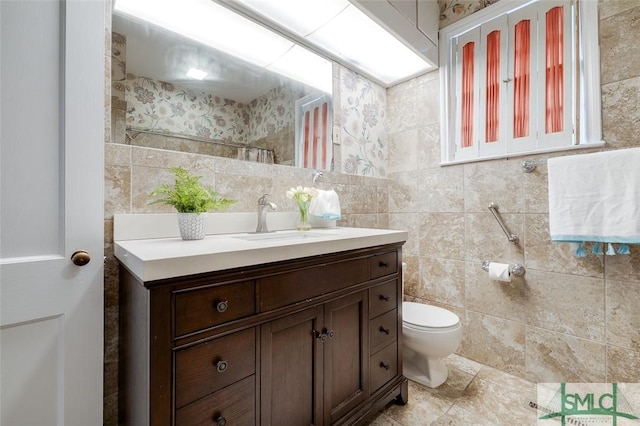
[
  {"left": 125, "top": 74, "right": 250, "bottom": 144},
  {"left": 439, "top": 0, "right": 501, "bottom": 28},
  {"left": 248, "top": 85, "right": 304, "bottom": 142},
  {"left": 338, "top": 66, "right": 387, "bottom": 177}
]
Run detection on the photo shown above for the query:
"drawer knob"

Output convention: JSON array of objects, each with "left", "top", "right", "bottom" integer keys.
[
  {"left": 327, "top": 329, "right": 335, "bottom": 339},
  {"left": 379, "top": 326, "right": 390, "bottom": 335},
  {"left": 379, "top": 294, "right": 390, "bottom": 302},
  {"left": 214, "top": 415, "right": 227, "bottom": 426},
  {"left": 379, "top": 261, "right": 390, "bottom": 268},
  {"left": 216, "top": 300, "right": 229, "bottom": 313},
  {"left": 380, "top": 361, "right": 390, "bottom": 370},
  {"left": 215, "top": 360, "right": 228, "bottom": 373}
]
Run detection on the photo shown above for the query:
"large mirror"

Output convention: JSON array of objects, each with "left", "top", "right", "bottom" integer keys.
[{"left": 111, "top": 9, "right": 334, "bottom": 169}]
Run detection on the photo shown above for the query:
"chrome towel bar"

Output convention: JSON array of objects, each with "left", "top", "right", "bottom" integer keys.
[{"left": 488, "top": 203, "right": 519, "bottom": 244}]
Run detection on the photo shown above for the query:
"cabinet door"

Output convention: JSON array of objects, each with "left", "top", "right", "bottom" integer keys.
[
  {"left": 323, "top": 290, "right": 369, "bottom": 423},
  {"left": 260, "top": 306, "right": 324, "bottom": 426}
]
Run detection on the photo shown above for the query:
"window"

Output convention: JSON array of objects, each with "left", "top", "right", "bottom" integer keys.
[{"left": 440, "top": 0, "right": 603, "bottom": 164}]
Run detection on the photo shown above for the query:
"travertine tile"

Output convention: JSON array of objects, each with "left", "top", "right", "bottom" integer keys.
[
  {"left": 446, "top": 353, "right": 483, "bottom": 377},
  {"left": 601, "top": 77, "right": 640, "bottom": 148},
  {"left": 419, "top": 213, "right": 466, "bottom": 261},
  {"left": 525, "top": 327, "right": 606, "bottom": 383},
  {"left": 599, "top": 0, "right": 640, "bottom": 19},
  {"left": 605, "top": 279, "right": 640, "bottom": 350},
  {"left": 453, "top": 374, "right": 537, "bottom": 424},
  {"left": 377, "top": 186, "right": 389, "bottom": 214},
  {"left": 388, "top": 171, "right": 421, "bottom": 213},
  {"left": 465, "top": 261, "right": 526, "bottom": 322},
  {"left": 383, "top": 378, "right": 462, "bottom": 425},
  {"left": 525, "top": 269, "right": 605, "bottom": 341},
  {"left": 463, "top": 160, "right": 524, "bottom": 213},
  {"left": 212, "top": 173, "right": 272, "bottom": 213},
  {"left": 522, "top": 159, "right": 549, "bottom": 214},
  {"left": 607, "top": 345, "right": 640, "bottom": 383},
  {"left": 388, "top": 129, "right": 419, "bottom": 173},
  {"left": 465, "top": 212, "right": 523, "bottom": 264},
  {"left": 389, "top": 213, "right": 420, "bottom": 255},
  {"left": 131, "top": 145, "right": 215, "bottom": 171},
  {"left": 524, "top": 214, "right": 604, "bottom": 278},
  {"left": 417, "top": 124, "right": 441, "bottom": 170},
  {"left": 364, "top": 412, "right": 402, "bottom": 426},
  {"left": 418, "top": 257, "right": 465, "bottom": 307},
  {"left": 604, "top": 243, "right": 640, "bottom": 283},
  {"left": 104, "top": 164, "right": 131, "bottom": 219},
  {"left": 430, "top": 405, "right": 487, "bottom": 426},
  {"left": 402, "top": 254, "right": 420, "bottom": 295},
  {"left": 458, "top": 311, "right": 526, "bottom": 377},
  {"left": 105, "top": 142, "right": 131, "bottom": 166},
  {"left": 599, "top": 6, "right": 640, "bottom": 84},
  {"left": 416, "top": 76, "right": 440, "bottom": 127},
  {"left": 419, "top": 167, "right": 464, "bottom": 213}
]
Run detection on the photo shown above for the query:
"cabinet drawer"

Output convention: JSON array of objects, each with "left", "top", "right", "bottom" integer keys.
[
  {"left": 174, "top": 280, "right": 255, "bottom": 336},
  {"left": 260, "top": 258, "right": 368, "bottom": 311},
  {"left": 369, "top": 251, "right": 397, "bottom": 280},
  {"left": 369, "top": 280, "right": 398, "bottom": 319},
  {"left": 370, "top": 342, "right": 398, "bottom": 393},
  {"left": 370, "top": 309, "right": 397, "bottom": 354},
  {"left": 175, "top": 375, "right": 255, "bottom": 426},
  {"left": 175, "top": 328, "right": 256, "bottom": 408}
]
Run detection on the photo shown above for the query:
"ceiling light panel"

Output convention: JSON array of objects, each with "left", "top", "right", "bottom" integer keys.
[
  {"left": 233, "top": 0, "right": 349, "bottom": 36},
  {"left": 307, "top": 5, "right": 431, "bottom": 85},
  {"left": 114, "top": 0, "right": 294, "bottom": 67}
]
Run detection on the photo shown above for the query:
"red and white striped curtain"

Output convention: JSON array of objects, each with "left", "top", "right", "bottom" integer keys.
[
  {"left": 545, "top": 6, "right": 564, "bottom": 134},
  {"left": 485, "top": 30, "right": 501, "bottom": 143},
  {"left": 302, "top": 101, "right": 330, "bottom": 170},
  {"left": 513, "top": 19, "right": 530, "bottom": 139},
  {"left": 461, "top": 42, "right": 475, "bottom": 148}
]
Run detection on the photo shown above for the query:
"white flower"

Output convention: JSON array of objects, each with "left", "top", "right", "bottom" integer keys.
[{"left": 286, "top": 186, "right": 318, "bottom": 204}]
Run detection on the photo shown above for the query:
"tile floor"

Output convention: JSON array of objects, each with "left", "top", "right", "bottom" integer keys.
[{"left": 367, "top": 354, "right": 542, "bottom": 425}]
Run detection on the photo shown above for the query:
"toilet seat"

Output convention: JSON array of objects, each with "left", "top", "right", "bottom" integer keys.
[{"left": 403, "top": 302, "right": 460, "bottom": 330}]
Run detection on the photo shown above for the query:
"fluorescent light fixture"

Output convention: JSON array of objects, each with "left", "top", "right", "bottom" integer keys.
[
  {"left": 268, "top": 45, "right": 333, "bottom": 94},
  {"left": 114, "top": 0, "right": 293, "bottom": 68},
  {"left": 233, "top": 0, "right": 433, "bottom": 86},
  {"left": 186, "top": 68, "right": 207, "bottom": 80},
  {"left": 113, "top": 0, "right": 332, "bottom": 91},
  {"left": 235, "top": 0, "right": 348, "bottom": 37}
]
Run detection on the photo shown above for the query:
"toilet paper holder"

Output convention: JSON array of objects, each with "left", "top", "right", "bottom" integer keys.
[{"left": 482, "top": 260, "right": 526, "bottom": 276}]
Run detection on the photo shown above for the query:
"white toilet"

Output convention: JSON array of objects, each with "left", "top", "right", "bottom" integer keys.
[{"left": 401, "top": 264, "right": 462, "bottom": 388}]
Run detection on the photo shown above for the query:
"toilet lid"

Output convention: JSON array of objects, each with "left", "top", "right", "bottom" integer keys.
[{"left": 403, "top": 302, "right": 460, "bottom": 328}]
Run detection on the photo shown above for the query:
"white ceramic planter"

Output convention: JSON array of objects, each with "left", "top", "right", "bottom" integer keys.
[{"left": 177, "top": 213, "right": 206, "bottom": 240}]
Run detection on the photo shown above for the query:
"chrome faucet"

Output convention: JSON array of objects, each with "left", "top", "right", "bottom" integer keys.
[{"left": 256, "top": 194, "right": 277, "bottom": 233}]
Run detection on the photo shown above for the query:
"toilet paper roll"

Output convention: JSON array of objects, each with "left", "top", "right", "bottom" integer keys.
[{"left": 488, "top": 262, "right": 511, "bottom": 282}]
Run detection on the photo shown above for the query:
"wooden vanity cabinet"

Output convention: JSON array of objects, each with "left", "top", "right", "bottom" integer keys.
[{"left": 120, "top": 243, "right": 407, "bottom": 426}]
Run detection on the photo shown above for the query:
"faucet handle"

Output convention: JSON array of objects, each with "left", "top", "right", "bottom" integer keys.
[{"left": 258, "top": 194, "right": 270, "bottom": 205}]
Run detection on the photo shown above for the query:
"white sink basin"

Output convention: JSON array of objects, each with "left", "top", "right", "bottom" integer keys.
[{"left": 233, "top": 230, "right": 333, "bottom": 241}]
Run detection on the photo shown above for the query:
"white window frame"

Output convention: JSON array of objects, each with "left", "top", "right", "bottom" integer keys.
[{"left": 440, "top": 0, "right": 604, "bottom": 165}]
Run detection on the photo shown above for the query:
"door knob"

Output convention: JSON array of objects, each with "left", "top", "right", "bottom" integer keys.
[{"left": 71, "top": 250, "right": 91, "bottom": 266}]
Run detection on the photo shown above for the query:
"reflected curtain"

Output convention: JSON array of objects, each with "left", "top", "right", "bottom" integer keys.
[{"left": 485, "top": 30, "right": 501, "bottom": 143}]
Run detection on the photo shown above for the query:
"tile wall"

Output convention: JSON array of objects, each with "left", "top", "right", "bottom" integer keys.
[{"left": 387, "top": 0, "right": 640, "bottom": 387}]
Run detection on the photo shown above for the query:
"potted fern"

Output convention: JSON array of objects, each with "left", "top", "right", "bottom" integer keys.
[{"left": 149, "top": 167, "right": 236, "bottom": 240}]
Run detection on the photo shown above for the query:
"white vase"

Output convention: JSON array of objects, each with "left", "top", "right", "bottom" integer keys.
[{"left": 177, "top": 213, "right": 206, "bottom": 240}]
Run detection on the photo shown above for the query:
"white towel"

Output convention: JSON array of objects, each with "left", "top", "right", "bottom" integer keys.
[
  {"left": 309, "top": 189, "right": 341, "bottom": 220},
  {"left": 548, "top": 148, "right": 640, "bottom": 244}
]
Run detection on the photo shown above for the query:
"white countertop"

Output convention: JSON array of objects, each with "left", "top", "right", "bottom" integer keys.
[{"left": 115, "top": 227, "right": 408, "bottom": 282}]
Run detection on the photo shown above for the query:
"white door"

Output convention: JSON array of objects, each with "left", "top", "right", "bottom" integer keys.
[{"left": 0, "top": 1, "right": 105, "bottom": 425}]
